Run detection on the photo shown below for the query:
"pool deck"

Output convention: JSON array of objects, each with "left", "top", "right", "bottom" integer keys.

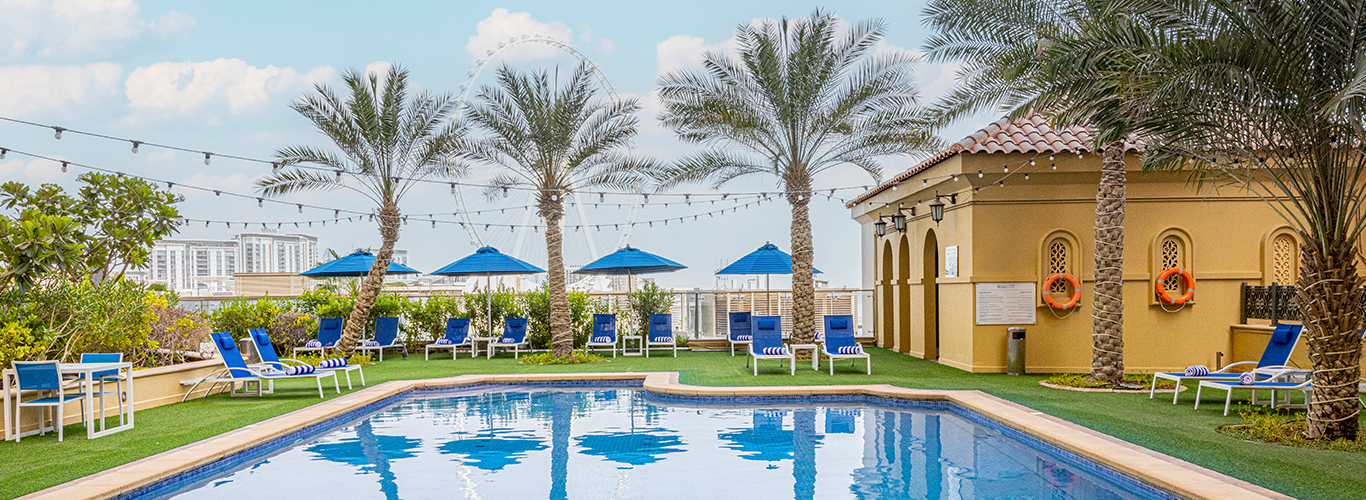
[{"left": 21, "top": 372, "right": 1293, "bottom": 500}]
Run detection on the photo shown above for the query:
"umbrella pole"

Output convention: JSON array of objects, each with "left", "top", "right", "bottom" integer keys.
[{"left": 487, "top": 271, "right": 493, "bottom": 338}]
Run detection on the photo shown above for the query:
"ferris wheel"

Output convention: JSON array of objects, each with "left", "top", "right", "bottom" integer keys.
[{"left": 449, "top": 34, "right": 641, "bottom": 268}]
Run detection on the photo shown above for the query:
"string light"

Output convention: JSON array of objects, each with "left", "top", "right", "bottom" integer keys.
[
  {"left": 60, "top": 161, "right": 68, "bottom": 173},
  {"left": 53, "top": 127, "right": 63, "bottom": 139},
  {"left": 131, "top": 141, "right": 140, "bottom": 154},
  {"left": 0, "top": 148, "right": 5, "bottom": 159},
  {"left": 203, "top": 153, "right": 212, "bottom": 165}
]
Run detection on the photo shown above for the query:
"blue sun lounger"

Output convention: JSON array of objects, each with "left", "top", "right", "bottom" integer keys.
[
  {"left": 246, "top": 328, "right": 365, "bottom": 389},
  {"left": 585, "top": 314, "right": 618, "bottom": 357},
  {"left": 294, "top": 317, "right": 344, "bottom": 357},
  {"left": 729, "top": 312, "right": 752, "bottom": 356},
  {"left": 646, "top": 314, "right": 677, "bottom": 358},
  {"left": 748, "top": 316, "right": 794, "bottom": 375},
  {"left": 1151, "top": 323, "right": 1303, "bottom": 403},
  {"left": 821, "top": 315, "right": 870, "bottom": 375},
  {"left": 489, "top": 318, "right": 530, "bottom": 359},
  {"left": 426, "top": 318, "right": 475, "bottom": 360},
  {"left": 182, "top": 332, "right": 338, "bottom": 401},
  {"left": 356, "top": 317, "right": 407, "bottom": 361}
]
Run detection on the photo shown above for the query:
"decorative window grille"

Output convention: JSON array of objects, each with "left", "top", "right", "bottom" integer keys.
[
  {"left": 1161, "top": 237, "right": 1183, "bottom": 293},
  {"left": 1048, "top": 240, "right": 1069, "bottom": 293},
  {"left": 1272, "top": 234, "right": 1297, "bottom": 285}
]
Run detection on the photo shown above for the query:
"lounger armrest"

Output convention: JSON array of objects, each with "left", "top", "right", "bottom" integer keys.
[{"left": 1211, "top": 361, "right": 1256, "bottom": 373}]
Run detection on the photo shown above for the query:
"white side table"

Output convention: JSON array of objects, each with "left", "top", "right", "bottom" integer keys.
[
  {"left": 621, "top": 335, "right": 643, "bottom": 356},
  {"left": 788, "top": 344, "right": 820, "bottom": 371}
]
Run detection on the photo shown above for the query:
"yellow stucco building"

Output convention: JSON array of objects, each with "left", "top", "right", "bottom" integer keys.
[{"left": 849, "top": 115, "right": 1304, "bottom": 373}]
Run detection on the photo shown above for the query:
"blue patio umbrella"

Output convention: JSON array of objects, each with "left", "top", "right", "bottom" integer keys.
[
  {"left": 573, "top": 245, "right": 686, "bottom": 291},
  {"left": 300, "top": 250, "right": 422, "bottom": 277},
  {"left": 431, "top": 247, "right": 545, "bottom": 337},
  {"left": 716, "top": 243, "right": 821, "bottom": 315}
]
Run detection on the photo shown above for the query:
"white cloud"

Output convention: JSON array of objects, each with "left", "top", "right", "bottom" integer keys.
[
  {"left": 0, "top": 63, "right": 122, "bottom": 117},
  {"left": 0, "top": 0, "right": 195, "bottom": 61},
  {"left": 465, "top": 9, "right": 612, "bottom": 64},
  {"left": 0, "top": 157, "right": 66, "bottom": 183},
  {"left": 124, "top": 58, "right": 335, "bottom": 117},
  {"left": 654, "top": 34, "right": 734, "bottom": 79}
]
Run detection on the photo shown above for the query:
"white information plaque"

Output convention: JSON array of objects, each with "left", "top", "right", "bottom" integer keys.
[
  {"left": 975, "top": 282, "right": 1037, "bottom": 325},
  {"left": 944, "top": 246, "right": 959, "bottom": 278}
]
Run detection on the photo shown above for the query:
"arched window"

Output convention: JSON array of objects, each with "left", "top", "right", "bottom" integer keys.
[
  {"left": 1150, "top": 228, "right": 1194, "bottom": 304},
  {"left": 1160, "top": 236, "right": 1185, "bottom": 294},
  {"left": 1047, "top": 239, "right": 1070, "bottom": 293},
  {"left": 1271, "top": 233, "right": 1298, "bottom": 285}
]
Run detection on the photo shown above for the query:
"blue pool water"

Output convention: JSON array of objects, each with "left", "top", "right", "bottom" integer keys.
[{"left": 145, "top": 385, "right": 1176, "bottom": 499}]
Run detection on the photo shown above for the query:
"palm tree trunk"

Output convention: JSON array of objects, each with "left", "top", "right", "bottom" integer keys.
[
  {"left": 1090, "top": 142, "right": 1126, "bottom": 384},
  {"left": 1297, "top": 235, "right": 1364, "bottom": 439},
  {"left": 337, "top": 202, "right": 400, "bottom": 355},
  {"left": 789, "top": 183, "right": 816, "bottom": 345},
  {"left": 541, "top": 197, "right": 572, "bottom": 357}
]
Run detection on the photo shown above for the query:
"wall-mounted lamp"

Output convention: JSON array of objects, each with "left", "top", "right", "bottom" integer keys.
[
  {"left": 929, "top": 193, "right": 957, "bottom": 224},
  {"left": 873, "top": 205, "right": 915, "bottom": 238}
]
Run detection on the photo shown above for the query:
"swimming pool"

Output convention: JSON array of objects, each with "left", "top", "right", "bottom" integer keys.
[{"left": 141, "top": 384, "right": 1177, "bottom": 499}]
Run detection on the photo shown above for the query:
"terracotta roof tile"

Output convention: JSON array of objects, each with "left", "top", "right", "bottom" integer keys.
[{"left": 846, "top": 114, "right": 1142, "bottom": 208}]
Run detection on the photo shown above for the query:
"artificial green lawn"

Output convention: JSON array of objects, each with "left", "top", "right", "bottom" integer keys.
[{"left": 2, "top": 348, "right": 1362, "bottom": 499}]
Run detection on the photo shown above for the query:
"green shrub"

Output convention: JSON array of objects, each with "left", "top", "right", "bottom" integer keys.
[
  {"left": 629, "top": 281, "right": 673, "bottom": 335},
  {"left": 315, "top": 294, "right": 355, "bottom": 319},
  {"left": 402, "top": 293, "right": 463, "bottom": 343},
  {"left": 1220, "top": 405, "right": 1366, "bottom": 452},
  {"left": 269, "top": 312, "right": 317, "bottom": 352},
  {"left": 459, "top": 287, "right": 522, "bottom": 338},
  {"left": 208, "top": 296, "right": 286, "bottom": 336},
  {"left": 0, "top": 278, "right": 157, "bottom": 365},
  {"left": 0, "top": 321, "right": 37, "bottom": 368},
  {"left": 147, "top": 292, "right": 210, "bottom": 366},
  {"left": 293, "top": 289, "right": 335, "bottom": 314},
  {"left": 524, "top": 285, "right": 608, "bottom": 350}
]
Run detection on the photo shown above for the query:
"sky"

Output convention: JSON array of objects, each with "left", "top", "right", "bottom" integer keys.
[{"left": 0, "top": 0, "right": 996, "bottom": 289}]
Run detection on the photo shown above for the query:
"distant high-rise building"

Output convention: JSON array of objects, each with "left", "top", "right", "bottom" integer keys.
[
  {"left": 130, "top": 238, "right": 238, "bottom": 296},
  {"left": 391, "top": 249, "right": 409, "bottom": 267},
  {"left": 236, "top": 232, "right": 318, "bottom": 274}
]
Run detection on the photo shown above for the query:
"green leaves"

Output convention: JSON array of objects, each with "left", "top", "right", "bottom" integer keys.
[{"left": 0, "top": 209, "right": 85, "bottom": 293}]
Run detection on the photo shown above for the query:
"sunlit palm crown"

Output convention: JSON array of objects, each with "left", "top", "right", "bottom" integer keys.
[
  {"left": 256, "top": 64, "right": 465, "bottom": 208},
  {"left": 656, "top": 11, "right": 941, "bottom": 191},
  {"left": 461, "top": 63, "right": 648, "bottom": 201}
]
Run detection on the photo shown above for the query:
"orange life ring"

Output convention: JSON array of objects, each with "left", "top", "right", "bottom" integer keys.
[
  {"left": 1155, "top": 267, "right": 1195, "bottom": 305},
  {"left": 1042, "top": 273, "right": 1082, "bottom": 310}
]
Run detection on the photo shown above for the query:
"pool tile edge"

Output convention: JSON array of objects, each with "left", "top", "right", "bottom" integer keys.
[{"left": 20, "top": 372, "right": 1292, "bottom": 500}]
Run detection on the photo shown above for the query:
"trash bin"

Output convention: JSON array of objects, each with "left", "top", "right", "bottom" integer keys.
[
  {"left": 239, "top": 337, "right": 260, "bottom": 365},
  {"left": 1006, "top": 327, "right": 1026, "bottom": 376}
]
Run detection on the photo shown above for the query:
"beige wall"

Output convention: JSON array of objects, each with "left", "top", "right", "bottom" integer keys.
[
  {"left": 856, "top": 151, "right": 1300, "bottom": 373},
  {"left": 235, "top": 273, "right": 311, "bottom": 296}
]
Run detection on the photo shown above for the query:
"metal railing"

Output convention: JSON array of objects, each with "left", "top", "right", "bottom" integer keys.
[
  {"left": 177, "top": 288, "right": 875, "bottom": 340},
  {"left": 1239, "top": 282, "right": 1301, "bottom": 324}
]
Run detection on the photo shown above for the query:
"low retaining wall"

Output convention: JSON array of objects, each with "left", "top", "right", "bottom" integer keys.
[{"left": 7, "top": 360, "right": 222, "bottom": 436}]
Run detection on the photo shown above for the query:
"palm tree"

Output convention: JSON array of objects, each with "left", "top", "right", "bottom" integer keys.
[
  {"left": 1059, "top": 0, "right": 1366, "bottom": 439},
  {"left": 258, "top": 65, "right": 463, "bottom": 354},
  {"left": 656, "top": 10, "right": 941, "bottom": 344},
  {"left": 923, "top": 0, "right": 1139, "bottom": 384},
  {"left": 462, "top": 64, "right": 648, "bottom": 357}
]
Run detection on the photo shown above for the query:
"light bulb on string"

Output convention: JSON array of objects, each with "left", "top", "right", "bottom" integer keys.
[
  {"left": 1052, "top": 163, "right": 1057, "bottom": 170},
  {"left": 203, "top": 153, "right": 211, "bottom": 165},
  {"left": 977, "top": 170, "right": 983, "bottom": 178},
  {"left": 53, "top": 127, "right": 63, "bottom": 139},
  {"left": 257, "top": 198, "right": 263, "bottom": 207},
  {"left": 1003, "top": 165, "right": 1009, "bottom": 173},
  {"left": 1030, "top": 159, "right": 1036, "bottom": 166},
  {"left": 298, "top": 204, "right": 303, "bottom": 213},
  {"left": 0, "top": 149, "right": 6, "bottom": 160},
  {"left": 335, "top": 170, "right": 342, "bottom": 181},
  {"left": 60, "top": 161, "right": 68, "bottom": 173},
  {"left": 1049, "top": 154, "right": 1055, "bottom": 161},
  {"left": 271, "top": 163, "right": 279, "bottom": 174},
  {"left": 131, "top": 142, "right": 140, "bottom": 154}
]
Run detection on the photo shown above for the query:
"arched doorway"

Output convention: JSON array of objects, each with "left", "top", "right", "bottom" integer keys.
[
  {"left": 897, "top": 234, "right": 912, "bottom": 353},
  {"left": 923, "top": 229, "right": 940, "bottom": 361},
  {"left": 880, "top": 240, "right": 894, "bottom": 348}
]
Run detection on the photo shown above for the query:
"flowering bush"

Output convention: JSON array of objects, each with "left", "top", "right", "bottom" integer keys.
[
  {"left": 517, "top": 349, "right": 607, "bottom": 365},
  {"left": 0, "top": 321, "right": 37, "bottom": 368},
  {"left": 146, "top": 292, "right": 211, "bottom": 366}
]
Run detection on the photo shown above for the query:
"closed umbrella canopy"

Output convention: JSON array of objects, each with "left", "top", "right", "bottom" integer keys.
[
  {"left": 431, "top": 246, "right": 546, "bottom": 276},
  {"left": 573, "top": 246, "right": 687, "bottom": 276},
  {"left": 300, "top": 251, "right": 422, "bottom": 277},
  {"left": 716, "top": 243, "right": 821, "bottom": 276}
]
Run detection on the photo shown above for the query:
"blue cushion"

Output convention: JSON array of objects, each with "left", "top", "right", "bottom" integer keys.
[
  {"left": 214, "top": 333, "right": 237, "bottom": 351},
  {"left": 830, "top": 317, "right": 848, "bottom": 329},
  {"left": 652, "top": 315, "right": 669, "bottom": 325},
  {"left": 1270, "top": 325, "right": 1293, "bottom": 345},
  {"left": 756, "top": 318, "right": 776, "bottom": 330}
]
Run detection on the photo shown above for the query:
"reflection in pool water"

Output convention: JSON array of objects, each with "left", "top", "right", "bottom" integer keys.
[{"left": 156, "top": 387, "right": 1171, "bottom": 499}]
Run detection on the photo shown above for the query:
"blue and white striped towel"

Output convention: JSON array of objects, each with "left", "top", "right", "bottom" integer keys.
[
  {"left": 762, "top": 347, "right": 788, "bottom": 355},
  {"left": 435, "top": 338, "right": 453, "bottom": 345},
  {"left": 837, "top": 345, "right": 863, "bottom": 355},
  {"left": 304, "top": 340, "right": 321, "bottom": 348},
  {"left": 501, "top": 337, "right": 518, "bottom": 343},
  {"left": 286, "top": 364, "right": 316, "bottom": 375},
  {"left": 735, "top": 335, "right": 751, "bottom": 341},
  {"left": 653, "top": 337, "right": 672, "bottom": 343},
  {"left": 362, "top": 340, "right": 380, "bottom": 347},
  {"left": 1184, "top": 365, "right": 1210, "bottom": 377},
  {"left": 318, "top": 358, "right": 347, "bottom": 369},
  {"left": 1239, "top": 372, "right": 1255, "bottom": 385},
  {"left": 593, "top": 336, "right": 612, "bottom": 344}
]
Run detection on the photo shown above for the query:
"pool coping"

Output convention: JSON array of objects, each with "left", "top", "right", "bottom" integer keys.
[{"left": 19, "top": 372, "right": 1292, "bottom": 500}]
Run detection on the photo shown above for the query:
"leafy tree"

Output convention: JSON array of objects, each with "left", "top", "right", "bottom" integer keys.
[
  {"left": 461, "top": 63, "right": 650, "bottom": 356},
  {"left": 655, "top": 10, "right": 940, "bottom": 344},
  {"left": 258, "top": 64, "right": 464, "bottom": 355},
  {"left": 1048, "top": 0, "right": 1366, "bottom": 439},
  {"left": 0, "top": 209, "right": 84, "bottom": 293},
  {"left": 0, "top": 173, "right": 182, "bottom": 290},
  {"left": 923, "top": 0, "right": 1142, "bottom": 384},
  {"left": 628, "top": 281, "right": 674, "bottom": 336}
]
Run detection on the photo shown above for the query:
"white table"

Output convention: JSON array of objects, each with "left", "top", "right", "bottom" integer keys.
[
  {"left": 468, "top": 336, "right": 497, "bottom": 358},
  {"left": 621, "top": 335, "right": 643, "bottom": 356},
  {"left": 4, "top": 362, "right": 135, "bottom": 441},
  {"left": 788, "top": 344, "right": 821, "bottom": 371}
]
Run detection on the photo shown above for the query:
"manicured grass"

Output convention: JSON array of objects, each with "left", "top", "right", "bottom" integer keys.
[{"left": 2, "top": 348, "right": 1363, "bottom": 499}]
